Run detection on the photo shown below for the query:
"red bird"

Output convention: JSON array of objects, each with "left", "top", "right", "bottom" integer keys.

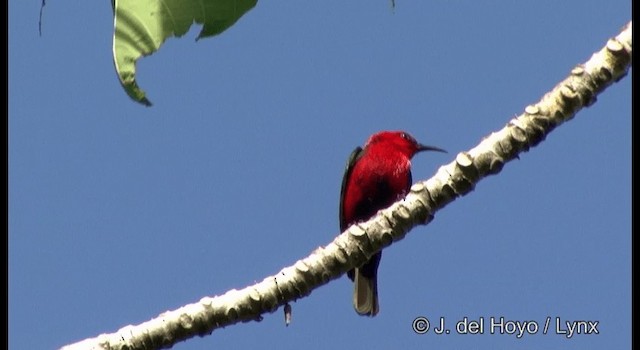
[{"left": 340, "top": 131, "right": 446, "bottom": 316}]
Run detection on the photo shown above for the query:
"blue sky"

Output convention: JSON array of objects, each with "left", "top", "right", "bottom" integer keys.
[{"left": 9, "top": 1, "right": 630, "bottom": 349}]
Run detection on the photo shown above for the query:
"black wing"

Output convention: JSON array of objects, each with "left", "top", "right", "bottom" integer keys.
[{"left": 339, "top": 146, "right": 364, "bottom": 232}]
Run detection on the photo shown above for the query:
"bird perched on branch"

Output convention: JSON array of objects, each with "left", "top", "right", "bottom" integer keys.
[{"left": 339, "top": 131, "right": 446, "bottom": 316}]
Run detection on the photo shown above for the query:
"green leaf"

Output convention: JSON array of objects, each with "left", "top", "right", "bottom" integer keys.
[{"left": 112, "top": 0, "right": 257, "bottom": 106}]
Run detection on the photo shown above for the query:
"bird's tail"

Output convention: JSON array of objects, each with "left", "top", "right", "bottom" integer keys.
[{"left": 353, "top": 267, "right": 379, "bottom": 316}]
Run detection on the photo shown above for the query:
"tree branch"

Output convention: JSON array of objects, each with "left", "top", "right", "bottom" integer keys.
[{"left": 60, "top": 20, "right": 631, "bottom": 350}]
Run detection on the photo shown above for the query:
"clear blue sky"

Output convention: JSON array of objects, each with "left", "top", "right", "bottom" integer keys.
[{"left": 9, "top": 1, "right": 630, "bottom": 349}]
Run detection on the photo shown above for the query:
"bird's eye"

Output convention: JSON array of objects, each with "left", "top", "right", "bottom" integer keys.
[{"left": 400, "top": 132, "right": 414, "bottom": 142}]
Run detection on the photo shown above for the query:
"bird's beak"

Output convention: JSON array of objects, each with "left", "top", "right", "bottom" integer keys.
[{"left": 417, "top": 144, "right": 447, "bottom": 153}]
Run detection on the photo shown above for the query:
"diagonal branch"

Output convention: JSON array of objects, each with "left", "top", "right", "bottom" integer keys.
[{"left": 61, "top": 21, "right": 631, "bottom": 350}]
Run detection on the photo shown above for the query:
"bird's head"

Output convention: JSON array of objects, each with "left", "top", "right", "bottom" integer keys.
[{"left": 365, "top": 131, "right": 447, "bottom": 158}]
